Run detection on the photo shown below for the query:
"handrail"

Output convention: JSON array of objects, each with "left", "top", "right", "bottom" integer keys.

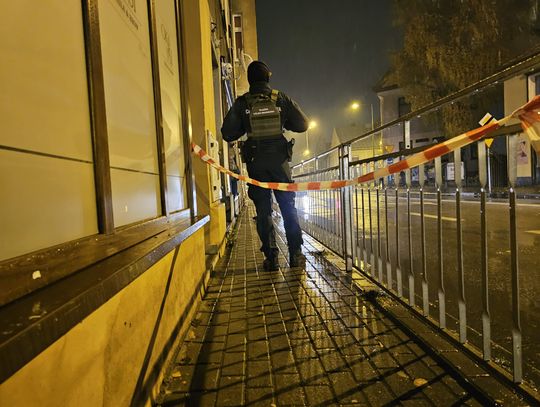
[
  {"left": 290, "top": 47, "right": 540, "bottom": 392},
  {"left": 293, "top": 123, "right": 521, "bottom": 179},
  {"left": 293, "top": 165, "right": 340, "bottom": 179}
]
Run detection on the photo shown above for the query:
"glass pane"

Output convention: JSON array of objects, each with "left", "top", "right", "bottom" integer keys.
[
  {"left": 155, "top": 0, "right": 187, "bottom": 212},
  {"left": 99, "top": 0, "right": 161, "bottom": 226},
  {"left": 0, "top": 1, "right": 97, "bottom": 261},
  {"left": 235, "top": 31, "right": 243, "bottom": 51}
]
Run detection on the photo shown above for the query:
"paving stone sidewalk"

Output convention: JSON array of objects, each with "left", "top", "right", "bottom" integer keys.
[{"left": 157, "top": 206, "right": 483, "bottom": 406}]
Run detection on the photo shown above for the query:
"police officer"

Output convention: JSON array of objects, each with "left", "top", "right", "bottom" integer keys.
[{"left": 221, "top": 61, "right": 309, "bottom": 271}]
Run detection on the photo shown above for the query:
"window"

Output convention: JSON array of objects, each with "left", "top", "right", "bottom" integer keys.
[
  {"left": 470, "top": 144, "right": 478, "bottom": 159},
  {"left": 232, "top": 13, "right": 243, "bottom": 59},
  {"left": 0, "top": 0, "right": 190, "bottom": 275},
  {"left": 99, "top": 0, "right": 161, "bottom": 227},
  {"left": 0, "top": 2, "right": 97, "bottom": 261},
  {"left": 398, "top": 96, "right": 411, "bottom": 117},
  {"left": 155, "top": 0, "right": 187, "bottom": 213},
  {"left": 234, "top": 15, "right": 242, "bottom": 29},
  {"left": 527, "top": 72, "right": 540, "bottom": 100}
]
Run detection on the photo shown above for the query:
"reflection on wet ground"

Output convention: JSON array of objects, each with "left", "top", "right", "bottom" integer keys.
[
  {"left": 158, "top": 206, "right": 488, "bottom": 406},
  {"left": 300, "top": 191, "right": 540, "bottom": 386}
]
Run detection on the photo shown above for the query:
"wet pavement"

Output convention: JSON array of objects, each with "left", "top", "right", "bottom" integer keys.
[
  {"left": 299, "top": 190, "right": 540, "bottom": 386},
  {"left": 359, "top": 192, "right": 540, "bottom": 386},
  {"left": 156, "top": 205, "right": 494, "bottom": 406}
]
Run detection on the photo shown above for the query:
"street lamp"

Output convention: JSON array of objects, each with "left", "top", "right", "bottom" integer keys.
[
  {"left": 349, "top": 101, "right": 373, "bottom": 130},
  {"left": 350, "top": 100, "right": 376, "bottom": 157},
  {"left": 304, "top": 120, "right": 318, "bottom": 156}
]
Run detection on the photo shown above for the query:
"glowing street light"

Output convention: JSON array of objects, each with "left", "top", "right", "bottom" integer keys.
[
  {"left": 350, "top": 100, "right": 377, "bottom": 157},
  {"left": 304, "top": 119, "right": 318, "bottom": 158}
]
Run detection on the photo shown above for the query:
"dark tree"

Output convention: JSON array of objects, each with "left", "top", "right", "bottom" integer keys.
[{"left": 391, "top": 0, "right": 540, "bottom": 136}]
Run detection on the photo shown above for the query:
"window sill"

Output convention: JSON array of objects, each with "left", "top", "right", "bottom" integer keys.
[
  {"left": 0, "top": 213, "right": 209, "bottom": 384},
  {"left": 0, "top": 210, "right": 198, "bottom": 307}
]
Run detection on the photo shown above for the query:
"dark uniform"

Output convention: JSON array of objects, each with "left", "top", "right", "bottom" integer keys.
[{"left": 221, "top": 62, "right": 309, "bottom": 270}]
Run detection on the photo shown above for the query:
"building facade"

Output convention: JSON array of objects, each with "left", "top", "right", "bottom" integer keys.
[{"left": 0, "top": 1, "right": 256, "bottom": 405}]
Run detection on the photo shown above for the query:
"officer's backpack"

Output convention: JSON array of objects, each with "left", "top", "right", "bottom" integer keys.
[{"left": 245, "top": 89, "right": 282, "bottom": 139}]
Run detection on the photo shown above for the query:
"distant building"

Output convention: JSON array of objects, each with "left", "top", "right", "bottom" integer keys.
[
  {"left": 330, "top": 123, "right": 381, "bottom": 163},
  {"left": 374, "top": 73, "right": 439, "bottom": 154},
  {"left": 504, "top": 72, "right": 540, "bottom": 185},
  {"left": 231, "top": 0, "right": 259, "bottom": 96}
]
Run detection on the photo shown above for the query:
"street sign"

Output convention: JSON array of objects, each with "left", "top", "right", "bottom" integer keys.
[
  {"left": 485, "top": 138, "right": 494, "bottom": 148},
  {"left": 446, "top": 162, "right": 465, "bottom": 181}
]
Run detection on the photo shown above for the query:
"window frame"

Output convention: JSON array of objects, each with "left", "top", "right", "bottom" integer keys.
[
  {"left": 232, "top": 13, "right": 243, "bottom": 61},
  {"left": 0, "top": 0, "right": 197, "bottom": 307}
]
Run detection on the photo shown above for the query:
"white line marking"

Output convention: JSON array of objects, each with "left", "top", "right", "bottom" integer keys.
[
  {"left": 401, "top": 198, "right": 540, "bottom": 208},
  {"left": 410, "top": 212, "right": 457, "bottom": 222},
  {"left": 525, "top": 230, "right": 540, "bottom": 235}
]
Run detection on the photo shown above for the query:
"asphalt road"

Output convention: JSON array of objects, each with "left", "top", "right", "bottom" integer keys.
[{"left": 298, "top": 190, "right": 540, "bottom": 386}]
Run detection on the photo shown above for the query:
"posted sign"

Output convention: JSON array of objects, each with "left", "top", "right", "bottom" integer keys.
[{"left": 446, "top": 162, "right": 465, "bottom": 181}]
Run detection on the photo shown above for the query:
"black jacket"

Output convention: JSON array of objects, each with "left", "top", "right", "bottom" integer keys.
[{"left": 221, "top": 82, "right": 309, "bottom": 142}]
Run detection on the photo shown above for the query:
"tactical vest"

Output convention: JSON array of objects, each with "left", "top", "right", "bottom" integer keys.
[{"left": 245, "top": 89, "right": 282, "bottom": 139}]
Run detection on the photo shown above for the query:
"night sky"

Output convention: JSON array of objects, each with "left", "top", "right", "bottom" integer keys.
[{"left": 255, "top": 0, "right": 401, "bottom": 155}]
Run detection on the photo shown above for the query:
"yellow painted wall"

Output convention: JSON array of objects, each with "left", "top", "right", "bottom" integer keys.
[
  {"left": 183, "top": 0, "right": 226, "bottom": 247},
  {"left": 0, "top": 229, "right": 207, "bottom": 407},
  {"left": 209, "top": 201, "right": 227, "bottom": 252},
  {"left": 232, "top": 0, "right": 258, "bottom": 95}
]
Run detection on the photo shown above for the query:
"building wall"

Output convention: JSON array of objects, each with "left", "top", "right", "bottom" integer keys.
[
  {"left": 0, "top": 228, "right": 207, "bottom": 407},
  {"left": 183, "top": 0, "right": 227, "bottom": 250},
  {"left": 0, "top": 0, "right": 251, "bottom": 402},
  {"left": 378, "top": 89, "right": 403, "bottom": 153},
  {"left": 378, "top": 88, "right": 438, "bottom": 154},
  {"left": 505, "top": 75, "right": 533, "bottom": 181},
  {"left": 0, "top": 1, "right": 98, "bottom": 261},
  {"left": 232, "top": 0, "right": 258, "bottom": 95}
]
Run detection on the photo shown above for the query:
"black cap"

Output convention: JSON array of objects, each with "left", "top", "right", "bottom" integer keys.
[{"left": 247, "top": 61, "right": 271, "bottom": 84}]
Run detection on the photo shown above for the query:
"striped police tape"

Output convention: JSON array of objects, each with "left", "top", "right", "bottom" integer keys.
[{"left": 192, "top": 95, "right": 540, "bottom": 191}]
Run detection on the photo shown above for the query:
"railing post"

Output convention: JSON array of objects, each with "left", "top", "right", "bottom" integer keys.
[
  {"left": 435, "top": 156, "right": 446, "bottom": 329},
  {"left": 454, "top": 147, "right": 467, "bottom": 343},
  {"left": 361, "top": 164, "right": 367, "bottom": 265},
  {"left": 405, "top": 167, "right": 414, "bottom": 306},
  {"left": 339, "top": 144, "right": 354, "bottom": 272},
  {"left": 395, "top": 159, "right": 403, "bottom": 297},
  {"left": 478, "top": 140, "right": 491, "bottom": 361},
  {"left": 352, "top": 165, "right": 359, "bottom": 267},
  {"left": 419, "top": 163, "right": 428, "bottom": 316},
  {"left": 376, "top": 159, "right": 383, "bottom": 283},
  {"left": 314, "top": 158, "right": 320, "bottom": 241},
  {"left": 368, "top": 161, "right": 375, "bottom": 277},
  {"left": 507, "top": 134, "right": 522, "bottom": 383},
  {"left": 385, "top": 165, "right": 392, "bottom": 290}
]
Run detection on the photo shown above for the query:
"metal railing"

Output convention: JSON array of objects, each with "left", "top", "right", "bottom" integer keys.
[{"left": 293, "top": 50, "right": 540, "bottom": 392}]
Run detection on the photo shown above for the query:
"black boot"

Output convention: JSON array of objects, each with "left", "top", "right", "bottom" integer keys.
[
  {"left": 263, "top": 252, "right": 279, "bottom": 271},
  {"left": 289, "top": 249, "right": 306, "bottom": 268}
]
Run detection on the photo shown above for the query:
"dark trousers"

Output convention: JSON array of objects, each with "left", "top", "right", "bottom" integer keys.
[{"left": 247, "top": 153, "right": 303, "bottom": 258}]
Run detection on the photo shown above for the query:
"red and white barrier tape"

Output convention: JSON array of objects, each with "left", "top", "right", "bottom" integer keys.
[{"left": 192, "top": 96, "right": 540, "bottom": 191}]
